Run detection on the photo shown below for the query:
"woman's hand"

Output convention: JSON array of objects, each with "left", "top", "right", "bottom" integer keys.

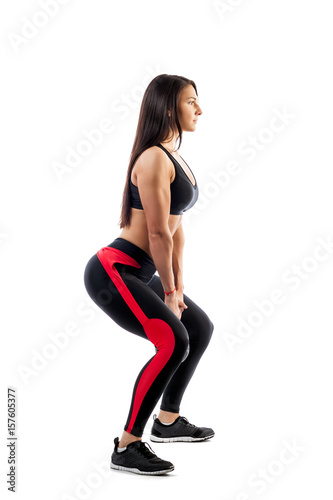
[{"left": 164, "top": 290, "right": 187, "bottom": 319}]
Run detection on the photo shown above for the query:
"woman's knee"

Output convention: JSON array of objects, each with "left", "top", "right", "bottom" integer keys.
[
  {"left": 204, "top": 316, "right": 214, "bottom": 347},
  {"left": 208, "top": 317, "right": 214, "bottom": 338},
  {"left": 195, "top": 314, "right": 214, "bottom": 349},
  {"left": 173, "top": 323, "right": 190, "bottom": 362}
]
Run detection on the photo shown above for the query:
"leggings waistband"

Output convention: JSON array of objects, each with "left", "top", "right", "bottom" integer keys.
[{"left": 105, "top": 238, "right": 156, "bottom": 281}]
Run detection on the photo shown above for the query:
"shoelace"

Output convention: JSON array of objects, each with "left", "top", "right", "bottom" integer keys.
[
  {"left": 179, "top": 416, "right": 196, "bottom": 428},
  {"left": 136, "top": 441, "right": 157, "bottom": 459}
]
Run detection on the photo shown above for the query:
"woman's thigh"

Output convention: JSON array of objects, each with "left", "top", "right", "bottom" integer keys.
[
  {"left": 84, "top": 254, "right": 188, "bottom": 341},
  {"left": 146, "top": 275, "right": 214, "bottom": 342}
]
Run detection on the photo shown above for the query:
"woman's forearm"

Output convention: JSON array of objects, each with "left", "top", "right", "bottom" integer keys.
[
  {"left": 171, "top": 224, "right": 185, "bottom": 291},
  {"left": 172, "top": 262, "right": 184, "bottom": 291},
  {"left": 172, "top": 247, "right": 184, "bottom": 291},
  {"left": 148, "top": 232, "right": 175, "bottom": 292}
]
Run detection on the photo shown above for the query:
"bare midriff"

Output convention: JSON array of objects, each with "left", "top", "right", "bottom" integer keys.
[{"left": 118, "top": 209, "right": 182, "bottom": 259}]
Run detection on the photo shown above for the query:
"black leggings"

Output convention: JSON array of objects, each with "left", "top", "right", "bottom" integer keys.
[{"left": 83, "top": 237, "right": 214, "bottom": 437}]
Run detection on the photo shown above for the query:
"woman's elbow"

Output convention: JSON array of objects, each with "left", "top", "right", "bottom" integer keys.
[{"left": 148, "top": 227, "right": 171, "bottom": 241}]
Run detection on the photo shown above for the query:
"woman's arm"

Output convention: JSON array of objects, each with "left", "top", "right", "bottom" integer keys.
[
  {"left": 136, "top": 148, "right": 176, "bottom": 292},
  {"left": 135, "top": 148, "right": 186, "bottom": 318},
  {"left": 172, "top": 223, "right": 185, "bottom": 292},
  {"left": 172, "top": 223, "right": 187, "bottom": 315}
]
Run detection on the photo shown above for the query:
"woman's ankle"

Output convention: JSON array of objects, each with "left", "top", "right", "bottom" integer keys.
[
  {"left": 118, "top": 431, "right": 141, "bottom": 448},
  {"left": 158, "top": 410, "right": 180, "bottom": 423}
]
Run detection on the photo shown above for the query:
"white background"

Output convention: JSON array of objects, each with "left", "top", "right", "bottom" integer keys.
[{"left": 1, "top": 0, "right": 333, "bottom": 498}]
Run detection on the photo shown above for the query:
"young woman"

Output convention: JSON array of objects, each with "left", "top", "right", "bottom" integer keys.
[{"left": 83, "top": 74, "right": 214, "bottom": 475}]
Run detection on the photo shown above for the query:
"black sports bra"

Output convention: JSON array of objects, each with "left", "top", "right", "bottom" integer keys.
[{"left": 129, "top": 143, "right": 199, "bottom": 215}]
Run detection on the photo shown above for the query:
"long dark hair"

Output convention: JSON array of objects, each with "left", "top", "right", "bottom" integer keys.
[{"left": 118, "top": 73, "right": 198, "bottom": 228}]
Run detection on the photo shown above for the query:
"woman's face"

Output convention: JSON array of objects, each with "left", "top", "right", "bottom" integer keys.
[{"left": 176, "top": 85, "right": 202, "bottom": 132}]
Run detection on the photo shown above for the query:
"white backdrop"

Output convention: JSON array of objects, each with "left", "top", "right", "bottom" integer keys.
[{"left": 1, "top": 0, "right": 333, "bottom": 498}]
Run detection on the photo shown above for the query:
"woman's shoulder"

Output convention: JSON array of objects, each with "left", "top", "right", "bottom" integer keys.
[
  {"left": 134, "top": 145, "right": 172, "bottom": 178},
  {"left": 137, "top": 144, "right": 166, "bottom": 162}
]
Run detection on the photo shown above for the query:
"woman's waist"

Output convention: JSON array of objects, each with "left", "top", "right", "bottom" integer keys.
[
  {"left": 116, "top": 230, "right": 152, "bottom": 258},
  {"left": 103, "top": 237, "right": 156, "bottom": 282},
  {"left": 120, "top": 211, "right": 181, "bottom": 251}
]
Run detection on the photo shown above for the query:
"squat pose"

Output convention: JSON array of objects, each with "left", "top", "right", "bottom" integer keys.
[{"left": 84, "top": 74, "right": 214, "bottom": 475}]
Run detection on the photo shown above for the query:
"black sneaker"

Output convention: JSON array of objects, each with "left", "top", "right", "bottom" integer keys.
[
  {"left": 150, "top": 414, "right": 215, "bottom": 443},
  {"left": 110, "top": 437, "right": 174, "bottom": 475}
]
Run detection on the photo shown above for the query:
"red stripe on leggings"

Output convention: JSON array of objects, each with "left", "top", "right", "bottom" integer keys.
[
  {"left": 126, "top": 318, "right": 175, "bottom": 433},
  {"left": 97, "top": 247, "right": 148, "bottom": 325},
  {"left": 96, "top": 246, "right": 175, "bottom": 434}
]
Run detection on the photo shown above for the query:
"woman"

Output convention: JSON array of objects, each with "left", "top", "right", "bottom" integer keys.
[{"left": 83, "top": 74, "right": 214, "bottom": 475}]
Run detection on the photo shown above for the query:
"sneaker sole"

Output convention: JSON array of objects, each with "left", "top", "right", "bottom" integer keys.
[
  {"left": 110, "top": 463, "right": 174, "bottom": 475},
  {"left": 150, "top": 433, "right": 215, "bottom": 443}
]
